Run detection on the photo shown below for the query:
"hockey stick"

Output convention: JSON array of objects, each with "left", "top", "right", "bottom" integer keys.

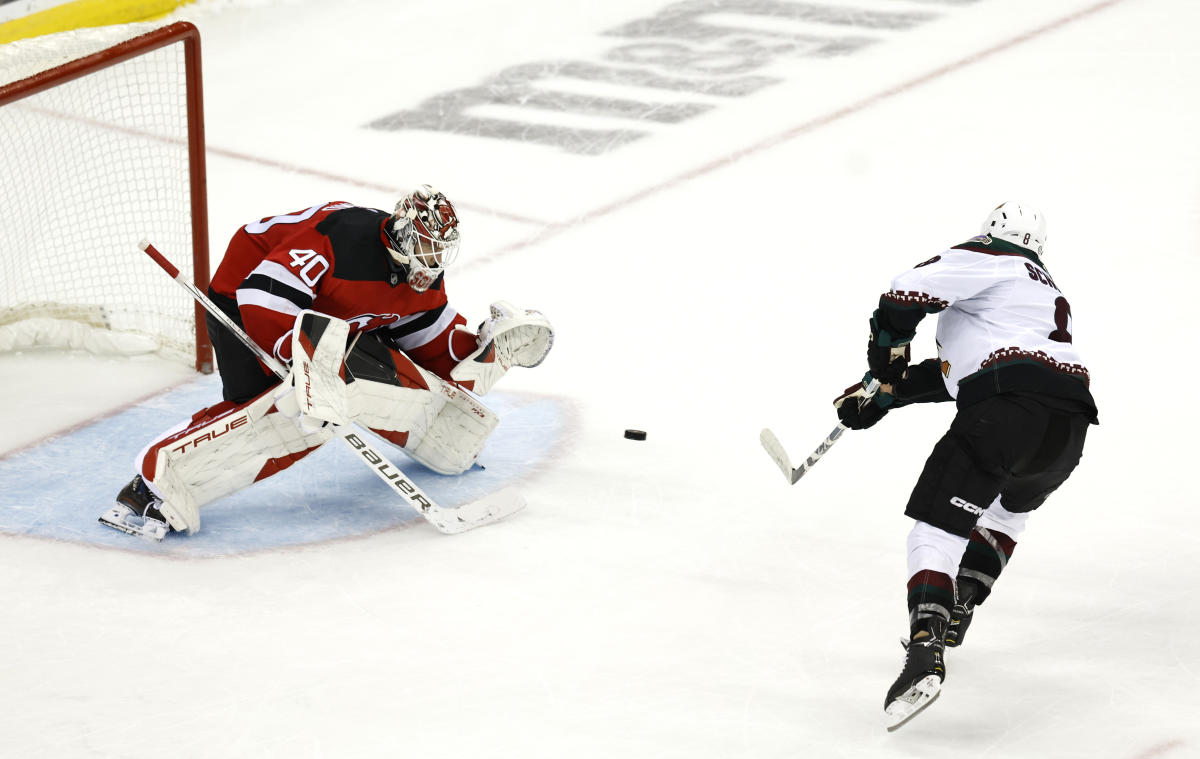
[
  {"left": 760, "top": 378, "right": 881, "bottom": 485},
  {"left": 139, "top": 240, "right": 524, "bottom": 534}
]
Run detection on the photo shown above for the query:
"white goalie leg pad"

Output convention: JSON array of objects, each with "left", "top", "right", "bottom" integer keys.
[
  {"left": 407, "top": 383, "right": 499, "bottom": 475},
  {"left": 149, "top": 457, "right": 203, "bottom": 535},
  {"left": 127, "top": 423, "right": 200, "bottom": 535},
  {"left": 139, "top": 389, "right": 336, "bottom": 533},
  {"left": 450, "top": 300, "right": 554, "bottom": 395},
  {"left": 348, "top": 363, "right": 499, "bottom": 476},
  {"left": 348, "top": 360, "right": 447, "bottom": 449}
]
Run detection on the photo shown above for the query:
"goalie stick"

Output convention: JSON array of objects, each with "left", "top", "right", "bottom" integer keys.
[
  {"left": 760, "top": 378, "right": 881, "bottom": 485},
  {"left": 138, "top": 240, "right": 524, "bottom": 535}
]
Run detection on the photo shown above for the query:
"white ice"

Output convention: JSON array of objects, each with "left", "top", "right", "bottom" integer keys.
[{"left": 1, "top": 0, "right": 1198, "bottom": 756}]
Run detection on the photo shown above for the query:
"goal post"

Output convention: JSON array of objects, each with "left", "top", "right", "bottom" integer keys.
[{"left": 0, "top": 21, "right": 212, "bottom": 373}]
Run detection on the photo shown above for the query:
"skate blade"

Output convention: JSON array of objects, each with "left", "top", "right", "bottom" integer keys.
[
  {"left": 884, "top": 675, "right": 942, "bottom": 732},
  {"left": 98, "top": 505, "right": 169, "bottom": 542}
]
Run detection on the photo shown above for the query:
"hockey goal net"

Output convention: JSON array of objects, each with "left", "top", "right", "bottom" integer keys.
[{"left": 0, "top": 21, "right": 212, "bottom": 372}]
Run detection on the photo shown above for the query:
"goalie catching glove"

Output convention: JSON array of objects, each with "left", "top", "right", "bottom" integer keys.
[{"left": 450, "top": 301, "right": 554, "bottom": 395}]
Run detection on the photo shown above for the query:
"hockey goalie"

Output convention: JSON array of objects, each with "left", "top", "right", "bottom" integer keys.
[{"left": 100, "top": 186, "right": 553, "bottom": 540}]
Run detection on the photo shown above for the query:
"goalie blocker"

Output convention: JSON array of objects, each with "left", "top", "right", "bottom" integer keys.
[{"left": 102, "top": 305, "right": 552, "bottom": 538}]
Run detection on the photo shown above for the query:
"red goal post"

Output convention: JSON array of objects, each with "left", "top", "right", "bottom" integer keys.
[{"left": 0, "top": 21, "right": 212, "bottom": 373}]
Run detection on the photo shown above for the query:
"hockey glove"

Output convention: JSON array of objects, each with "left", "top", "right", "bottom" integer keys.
[
  {"left": 450, "top": 301, "right": 554, "bottom": 395},
  {"left": 867, "top": 317, "right": 911, "bottom": 385},
  {"left": 834, "top": 374, "right": 895, "bottom": 430}
]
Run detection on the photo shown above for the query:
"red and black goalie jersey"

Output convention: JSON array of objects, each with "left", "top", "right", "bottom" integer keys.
[{"left": 209, "top": 201, "right": 469, "bottom": 381}]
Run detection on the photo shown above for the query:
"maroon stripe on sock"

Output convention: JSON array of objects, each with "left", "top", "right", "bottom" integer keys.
[
  {"left": 971, "top": 528, "right": 1017, "bottom": 558},
  {"left": 908, "top": 570, "right": 955, "bottom": 595},
  {"left": 907, "top": 570, "right": 955, "bottom": 622}
]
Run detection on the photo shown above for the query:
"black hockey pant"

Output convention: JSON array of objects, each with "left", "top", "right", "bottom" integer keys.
[
  {"left": 206, "top": 290, "right": 279, "bottom": 404},
  {"left": 904, "top": 393, "right": 1091, "bottom": 538}
]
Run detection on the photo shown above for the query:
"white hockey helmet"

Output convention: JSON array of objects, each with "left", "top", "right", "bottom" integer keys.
[
  {"left": 385, "top": 184, "right": 461, "bottom": 292},
  {"left": 980, "top": 202, "right": 1047, "bottom": 255}
]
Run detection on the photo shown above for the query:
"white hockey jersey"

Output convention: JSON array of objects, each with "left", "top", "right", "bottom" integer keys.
[{"left": 884, "top": 236, "right": 1089, "bottom": 400}]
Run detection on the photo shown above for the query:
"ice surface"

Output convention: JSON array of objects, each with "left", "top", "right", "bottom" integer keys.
[{"left": 1, "top": 0, "right": 1197, "bottom": 756}]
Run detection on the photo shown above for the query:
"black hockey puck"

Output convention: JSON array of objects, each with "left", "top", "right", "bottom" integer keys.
[{"left": 624, "top": 429, "right": 647, "bottom": 441}]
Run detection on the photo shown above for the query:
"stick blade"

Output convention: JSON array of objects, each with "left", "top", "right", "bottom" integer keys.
[
  {"left": 427, "top": 487, "right": 526, "bottom": 534},
  {"left": 759, "top": 428, "right": 800, "bottom": 485}
]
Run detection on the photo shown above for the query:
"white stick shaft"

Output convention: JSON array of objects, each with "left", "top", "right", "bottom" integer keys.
[{"left": 786, "top": 423, "right": 847, "bottom": 484}]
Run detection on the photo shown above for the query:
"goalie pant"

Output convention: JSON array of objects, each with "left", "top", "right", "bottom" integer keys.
[{"left": 132, "top": 334, "right": 498, "bottom": 535}]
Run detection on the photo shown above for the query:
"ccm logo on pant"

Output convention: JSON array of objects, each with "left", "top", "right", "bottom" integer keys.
[{"left": 950, "top": 496, "right": 984, "bottom": 516}]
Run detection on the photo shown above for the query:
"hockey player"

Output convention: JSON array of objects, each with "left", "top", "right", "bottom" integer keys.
[
  {"left": 100, "top": 186, "right": 553, "bottom": 540},
  {"left": 832, "top": 203, "right": 1098, "bottom": 730}
]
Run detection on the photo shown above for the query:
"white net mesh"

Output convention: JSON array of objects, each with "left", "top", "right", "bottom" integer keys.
[{"left": 0, "top": 23, "right": 203, "bottom": 364}]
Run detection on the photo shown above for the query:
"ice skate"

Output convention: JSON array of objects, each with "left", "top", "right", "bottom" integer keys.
[
  {"left": 884, "top": 617, "right": 946, "bottom": 731},
  {"left": 98, "top": 475, "right": 171, "bottom": 541}
]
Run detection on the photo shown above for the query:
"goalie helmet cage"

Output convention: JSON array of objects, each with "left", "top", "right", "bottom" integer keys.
[{"left": 0, "top": 21, "right": 212, "bottom": 373}]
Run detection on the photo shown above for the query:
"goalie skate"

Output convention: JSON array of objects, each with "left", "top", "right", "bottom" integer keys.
[
  {"left": 98, "top": 503, "right": 169, "bottom": 541},
  {"left": 99, "top": 476, "right": 170, "bottom": 541}
]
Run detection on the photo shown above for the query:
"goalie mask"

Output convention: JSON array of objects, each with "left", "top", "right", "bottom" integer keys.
[
  {"left": 980, "top": 202, "right": 1047, "bottom": 256},
  {"left": 384, "top": 185, "right": 461, "bottom": 292}
]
